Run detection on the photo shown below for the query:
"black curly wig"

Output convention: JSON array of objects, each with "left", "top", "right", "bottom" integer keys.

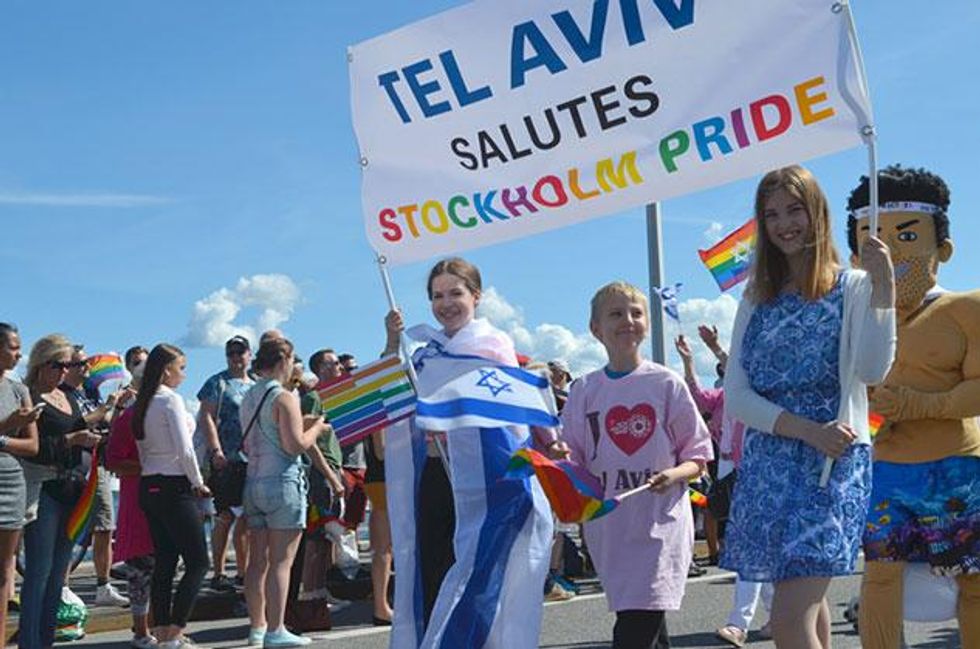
[{"left": 846, "top": 164, "right": 950, "bottom": 255}]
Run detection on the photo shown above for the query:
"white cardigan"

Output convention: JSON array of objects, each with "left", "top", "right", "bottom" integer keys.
[{"left": 724, "top": 270, "right": 896, "bottom": 445}]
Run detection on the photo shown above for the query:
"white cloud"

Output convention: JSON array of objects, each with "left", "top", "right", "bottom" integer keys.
[
  {"left": 702, "top": 221, "right": 724, "bottom": 245},
  {"left": 477, "top": 288, "right": 742, "bottom": 382},
  {"left": 477, "top": 287, "right": 607, "bottom": 377},
  {"left": 0, "top": 192, "right": 172, "bottom": 207},
  {"left": 182, "top": 274, "right": 302, "bottom": 348}
]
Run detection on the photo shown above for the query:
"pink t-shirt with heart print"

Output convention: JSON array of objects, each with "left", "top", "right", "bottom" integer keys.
[{"left": 560, "top": 360, "right": 713, "bottom": 611}]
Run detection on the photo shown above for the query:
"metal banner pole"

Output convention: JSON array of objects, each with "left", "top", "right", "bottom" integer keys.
[
  {"left": 376, "top": 255, "right": 452, "bottom": 477},
  {"left": 646, "top": 202, "right": 667, "bottom": 365}
]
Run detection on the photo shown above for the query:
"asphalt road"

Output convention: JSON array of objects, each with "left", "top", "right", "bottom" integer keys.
[{"left": 74, "top": 564, "right": 962, "bottom": 648}]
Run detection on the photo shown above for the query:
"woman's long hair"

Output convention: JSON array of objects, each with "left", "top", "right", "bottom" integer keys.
[
  {"left": 748, "top": 165, "right": 840, "bottom": 304},
  {"left": 132, "top": 343, "right": 184, "bottom": 441}
]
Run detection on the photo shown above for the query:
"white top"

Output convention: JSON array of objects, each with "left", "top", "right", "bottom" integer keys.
[
  {"left": 136, "top": 385, "right": 204, "bottom": 487},
  {"left": 724, "top": 269, "right": 896, "bottom": 445}
]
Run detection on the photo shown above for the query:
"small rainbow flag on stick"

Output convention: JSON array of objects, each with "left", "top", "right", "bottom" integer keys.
[
  {"left": 318, "top": 354, "right": 416, "bottom": 447},
  {"left": 505, "top": 448, "right": 618, "bottom": 523},
  {"left": 66, "top": 448, "right": 100, "bottom": 544},
  {"left": 85, "top": 353, "right": 126, "bottom": 392},
  {"left": 698, "top": 218, "right": 757, "bottom": 292},
  {"left": 689, "top": 487, "right": 708, "bottom": 509},
  {"left": 869, "top": 411, "right": 885, "bottom": 438}
]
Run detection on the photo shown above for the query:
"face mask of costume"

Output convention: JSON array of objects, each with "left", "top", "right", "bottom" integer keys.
[{"left": 851, "top": 202, "right": 952, "bottom": 313}]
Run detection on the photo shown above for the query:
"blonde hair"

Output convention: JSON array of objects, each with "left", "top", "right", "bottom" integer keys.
[
  {"left": 25, "top": 334, "right": 73, "bottom": 390},
  {"left": 590, "top": 281, "right": 649, "bottom": 324},
  {"left": 748, "top": 165, "right": 840, "bottom": 303}
]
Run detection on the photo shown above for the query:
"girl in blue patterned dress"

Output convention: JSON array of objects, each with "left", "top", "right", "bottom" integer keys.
[{"left": 721, "top": 166, "right": 896, "bottom": 649}]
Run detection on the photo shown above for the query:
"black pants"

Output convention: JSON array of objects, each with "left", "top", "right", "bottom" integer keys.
[
  {"left": 139, "top": 475, "right": 210, "bottom": 628},
  {"left": 613, "top": 610, "right": 670, "bottom": 649},
  {"left": 418, "top": 457, "right": 455, "bottom": 626}
]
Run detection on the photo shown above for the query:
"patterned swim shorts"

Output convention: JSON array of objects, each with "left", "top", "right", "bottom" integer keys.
[{"left": 863, "top": 455, "right": 980, "bottom": 575}]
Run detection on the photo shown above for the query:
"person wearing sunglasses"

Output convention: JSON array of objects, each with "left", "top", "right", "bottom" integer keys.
[
  {"left": 20, "top": 335, "right": 101, "bottom": 649},
  {"left": 197, "top": 335, "right": 255, "bottom": 592},
  {"left": 61, "top": 344, "right": 133, "bottom": 608}
]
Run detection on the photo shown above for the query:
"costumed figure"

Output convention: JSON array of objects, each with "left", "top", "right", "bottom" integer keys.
[
  {"left": 386, "top": 258, "right": 554, "bottom": 649},
  {"left": 849, "top": 165, "right": 980, "bottom": 648}
]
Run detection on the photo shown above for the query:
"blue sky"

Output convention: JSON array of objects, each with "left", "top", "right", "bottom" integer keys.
[{"left": 2, "top": 1, "right": 978, "bottom": 400}]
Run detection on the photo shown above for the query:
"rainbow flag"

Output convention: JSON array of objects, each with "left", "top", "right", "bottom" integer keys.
[
  {"left": 869, "top": 411, "right": 885, "bottom": 438},
  {"left": 306, "top": 500, "right": 342, "bottom": 532},
  {"left": 698, "top": 218, "right": 757, "bottom": 291},
  {"left": 66, "top": 448, "right": 99, "bottom": 544},
  {"left": 85, "top": 353, "right": 126, "bottom": 392},
  {"left": 318, "top": 354, "right": 416, "bottom": 447},
  {"left": 505, "top": 447, "right": 618, "bottom": 523},
  {"left": 689, "top": 487, "right": 708, "bottom": 509}
]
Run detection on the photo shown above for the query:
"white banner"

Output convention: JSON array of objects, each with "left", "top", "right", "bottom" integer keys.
[{"left": 349, "top": 0, "right": 871, "bottom": 266}]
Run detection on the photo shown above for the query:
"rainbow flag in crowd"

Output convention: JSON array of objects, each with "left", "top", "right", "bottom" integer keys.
[
  {"left": 869, "top": 411, "right": 885, "bottom": 438},
  {"left": 84, "top": 353, "right": 126, "bottom": 392},
  {"left": 66, "top": 448, "right": 100, "bottom": 544},
  {"left": 505, "top": 447, "right": 618, "bottom": 523},
  {"left": 306, "top": 500, "right": 342, "bottom": 532},
  {"left": 698, "top": 218, "right": 757, "bottom": 291},
  {"left": 689, "top": 487, "right": 708, "bottom": 509},
  {"left": 317, "top": 354, "right": 416, "bottom": 446}
]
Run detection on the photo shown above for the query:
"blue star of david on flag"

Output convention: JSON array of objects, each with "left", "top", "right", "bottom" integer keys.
[
  {"left": 653, "top": 282, "right": 683, "bottom": 322},
  {"left": 475, "top": 369, "right": 512, "bottom": 397},
  {"left": 415, "top": 361, "right": 559, "bottom": 432}
]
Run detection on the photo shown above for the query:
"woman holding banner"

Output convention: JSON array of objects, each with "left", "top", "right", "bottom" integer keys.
[
  {"left": 720, "top": 166, "right": 895, "bottom": 648},
  {"left": 386, "top": 257, "right": 555, "bottom": 649}
]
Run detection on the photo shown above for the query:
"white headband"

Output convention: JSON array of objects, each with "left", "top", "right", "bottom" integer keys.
[{"left": 851, "top": 201, "right": 941, "bottom": 219}]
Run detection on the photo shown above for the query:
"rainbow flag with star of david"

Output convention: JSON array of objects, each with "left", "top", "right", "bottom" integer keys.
[
  {"left": 317, "top": 354, "right": 416, "bottom": 446},
  {"left": 698, "top": 218, "right": 757, "bottom": 291}
]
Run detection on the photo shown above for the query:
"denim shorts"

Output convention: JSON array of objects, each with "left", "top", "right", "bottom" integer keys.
[{"left": 244, "top": 473, "right": 308, "bottom": 530}]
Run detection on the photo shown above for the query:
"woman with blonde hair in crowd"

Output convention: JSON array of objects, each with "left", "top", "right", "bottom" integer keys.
[
  {"left": 721, "top": 165, "right": 895, "bottom": 649},
  {"left": 133, "top": 344, "right": 211, "bottom": 649},
  {"left": 20, "top": 334, "right": 100, "bottom": 649},
  {"left": 0, "top": 323, "right": 39, "bottom": 645},
  {"left": 241, "top": 337, "right": 331, "bottom": 647}
]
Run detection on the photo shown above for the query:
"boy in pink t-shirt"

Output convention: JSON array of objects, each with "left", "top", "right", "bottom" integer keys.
[{"left": 561, "top": 282, "right": 713, "bottom": 649}]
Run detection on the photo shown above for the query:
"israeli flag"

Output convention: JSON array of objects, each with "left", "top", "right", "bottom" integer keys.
[
  {"left": 386, "top": 320, "right": 554, "bottom": 649},
  {"left": 415, "top": 365, "right": 559, "bottom": 432},
  {"left": 654, "top": 282, "right": 683, "bottom": 321}
]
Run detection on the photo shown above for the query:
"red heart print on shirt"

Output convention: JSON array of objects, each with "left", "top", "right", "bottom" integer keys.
[{"left": 605, "top": 404, "right": 657, "bottom": 456}]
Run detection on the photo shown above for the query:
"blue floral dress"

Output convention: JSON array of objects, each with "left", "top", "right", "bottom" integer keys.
[{"left": 720, "top": 275, "right": 872, "bottom": 582}]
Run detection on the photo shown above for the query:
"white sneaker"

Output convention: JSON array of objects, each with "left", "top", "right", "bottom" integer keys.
[
  {"left": 131, "top": 634, "right": 158, "bottom": 649},
  {"left": 96, "top": 583, "right": 131, "bottom": 607},
  {"left": 61, "top": 586, "right": 85, "bottom": 607}
]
